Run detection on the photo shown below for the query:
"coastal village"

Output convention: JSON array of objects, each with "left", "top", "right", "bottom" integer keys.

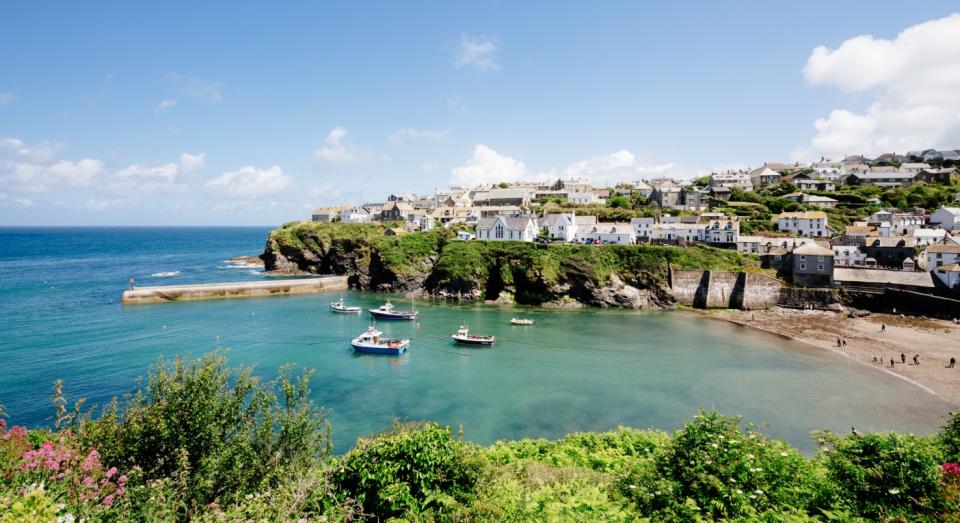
[{"left": 310, "top": 148, "right": 960, "bottom": 296}]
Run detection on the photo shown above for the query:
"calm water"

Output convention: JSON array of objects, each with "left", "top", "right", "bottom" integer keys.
[{"left": 0, "top": 227, "right": 953, "bottom": 453}]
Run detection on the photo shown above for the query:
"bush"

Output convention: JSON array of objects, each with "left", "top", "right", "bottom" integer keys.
[
  {"left": 619, "top": 411, "right": 816, "bottom": 520},
  {"left": 330, "top": 421, "right": 483, "bottom": 519},
  {"left": 940, "top": 410, "right": 960, "bottom": 463},
  {"left": 820, "top": 431, "right": 948, "bottom": 519},
  {"left": 76, "top": 352, "right": 330, "bottom": 514}
]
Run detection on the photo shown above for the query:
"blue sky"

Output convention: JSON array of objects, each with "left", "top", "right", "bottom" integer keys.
[{"left": 2, "top": 1, "right": 960, "bottom": 225}]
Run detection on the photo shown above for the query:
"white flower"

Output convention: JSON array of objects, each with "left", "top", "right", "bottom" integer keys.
[
  {"left": 719, "top": 435, "right": 725, "bottom": 440},
  {"left": 779, "top": 451, "right": 789, "bottom": 457},
  {"left": 756, "top": 489, "right": 763, "bottom": 494},
  {"left": 729, "top": 478, "right": 737, "bottom": 483},
  {"left": 746, "top": 453, "right": 754, "bottom": 459},
  {"left": 889, "top": 488, "right": 900, "bottom": 495},
  {"left": 736, "top": 489, "right": 743, "bottom": 494},
  {"left": 655, "top": 490, "right": 661, "bottom": 496},
  {"left": 712, "top": 443, "right": 719, "bottom": 448},
  {"left": 749, "top": 494, "right": 756, "bottom": 499},
  {"left": 629, "top": 484, "right": 638, "bottom": 489}
]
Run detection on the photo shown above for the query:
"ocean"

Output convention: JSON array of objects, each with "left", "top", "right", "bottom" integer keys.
[{"left": 0, "top": 227, "right": 951, "bottom": 453}]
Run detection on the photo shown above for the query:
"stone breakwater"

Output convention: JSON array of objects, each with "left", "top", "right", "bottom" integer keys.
[{"left": 120, "top": 276, "right": 349, "bottom": 304}]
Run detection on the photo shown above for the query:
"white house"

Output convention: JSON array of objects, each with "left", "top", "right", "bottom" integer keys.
[
  {"left": 736, "top": 236, "right": 762, "bottom": 253},
  {"left": 540, "top": 213, "right": 578, "bottom": 242},
  {"left": 925, "top": 243, "right": 960, "bottom": 272},
  {"left": 652, "top": 222, "right": 706, "bottom": 243},
  {"left": 703, "top": 219, "right": 739, "bottom": 244},
  {"left": 576, "top": 223, "right": 637, "bottom": 245},
  {"left": 913, "top": 228, "right": 948, "bottom": 247},
  {"left": 930, "top": 206, "right": 960, "bottom": 232},
  {"left": 476, "top": 216, "right": 538, "bottom": 242},
  {"left": 630, "top": 217, "right": 656, "bottom": 239},
  {"left": 341, "top": 207, "right": 373, "bottom": 223},
  {"left": 777, "top": 211, "right": 829, "bottom": 237},
  {"left": 710, "top": 171, "right": 753, "bottom": 191},
  {"left": 832, "top": 245, "right": 867, "bottom": 266},
  {"left": 568, "top": 191, "right": 605, "bottom": 205},
  {"left": 748, "top": 167, "right": 781, "bottom": 189}
]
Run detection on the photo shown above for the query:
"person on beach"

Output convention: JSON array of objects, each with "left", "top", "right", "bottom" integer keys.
[
  {"left": 890, "top": 358, "right": 895, "bottom": 368},
  {"left": 901, "top": 353, "right": 906, "bottom": 364},
  {"left": 842, "top": 338, "right": 847, "bottom": 347},
  {"left": 881, "top": 323, "right": 886, "bottom": 333},
  {"left": 837, "top": 337, "right": 842, "bottom": 348},
  {"left": 872, "top": 357, "right": 878, "bottom": 363},
  {"left": 913, "top": 354, "right": 920, "bottom": 365},
  {"left": 949, "top": 357, "right": 956, "bottom": 368}
]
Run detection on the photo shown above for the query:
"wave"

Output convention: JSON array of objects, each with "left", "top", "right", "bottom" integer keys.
[{"left": 149, "top": 271, "right": 181, "bottom": 278}]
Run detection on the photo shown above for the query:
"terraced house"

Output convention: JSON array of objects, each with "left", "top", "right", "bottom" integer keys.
[{"left": 776, "top": 211, "right": 830, "bottom": 237}]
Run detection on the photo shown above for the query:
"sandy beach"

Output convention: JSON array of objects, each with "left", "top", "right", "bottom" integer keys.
[{"left": 706, "top": 308, "right": 960, "bottom": 407}]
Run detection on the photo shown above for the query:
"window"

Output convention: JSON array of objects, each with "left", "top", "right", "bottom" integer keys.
[
  {"left": 495, "top": 224, "right": 504, "bottom": 239},
  {"left": 800, "top": 263, "right": 806, "bottom": 270},
  {"left": 818, "top": 264, "right": 824, "bottom": 271}
]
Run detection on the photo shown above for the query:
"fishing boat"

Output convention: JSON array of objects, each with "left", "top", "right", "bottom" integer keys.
[
  {"left": 510, "top": 317, "right": 535, "bottom": 325},
  {"left": 368, "top": 299, "right": 418, "bottom": 321},
  {"left": 451, "top": 325, "right": 496, "bottom": 346},
  {"left": 351, "top": 326, "right": 409, "bottom": 355},
  {"left": 330, "top": 297, "right": 361, "bottom": 314}
]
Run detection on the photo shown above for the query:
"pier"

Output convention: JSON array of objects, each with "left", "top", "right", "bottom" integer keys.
[{"left": 121, "top": 276, "right": 349, "bottom": 304}]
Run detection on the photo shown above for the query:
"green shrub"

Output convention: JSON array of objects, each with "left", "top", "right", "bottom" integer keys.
[
  {"left": 619, "top": 411, "right": 816, "bottom": 520},
  {"left": 940, "top": 410, "right": 960, "bottom": 463},
  {"left": 76, "top": 352, "right": 330, "bottom": 514},
  {"left": 820, "top": 431, "right": 947, "bottom": 519},
  {"left": 330, "top": 421, "right": 482, "bottom": 519}
]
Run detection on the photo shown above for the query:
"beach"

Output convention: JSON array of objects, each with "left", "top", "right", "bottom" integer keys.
[{"left": 709, "top": 307, "right": 960, "bottom": 406}]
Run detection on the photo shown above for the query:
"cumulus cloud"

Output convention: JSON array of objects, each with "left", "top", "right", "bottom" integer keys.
[
  {"left": 154, "top": 99, "right": 177, "bottom": 112},
  {"left": 314, "top": 127, "right": 387, "bottom": 165},
  {"left": 206, "top": 165, "right": 291, "bottom": 199},
  {"left": 796, "top": 13, "right": 960, "bottom": 160},
  {"left": 166, "top": 72, "right": 224, "bottom": 103},
  {"left": 455, "top": 34, "right": 501, "bottom": 72},
  {"left": 0, "top": 137, "right": 63, "bottom": 164},
  {"left": 450, "top": 145, "right": 529, "bottom": 186},
  {"left": 6, "top": 159, "right": 104, "bottom": 192},
  {"left": 0, "top": 92, "right": 15, "bottom": 106},
  {"left": 450, "top": 146, "right": 690, "bottom": 187},
  {"left": 110, "top": 162, "right": 185, "bottom": 194},
  {"left": 387, "top": 128, "right": 452, "bottom": 146},
  {"left": 179, "top": 152, "right": 205, "bottom": 172}
]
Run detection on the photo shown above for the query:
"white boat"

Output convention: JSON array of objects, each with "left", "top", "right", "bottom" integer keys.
[
  {"left": 330, "top": 297, "right": 361, "bottom": 314},
  {"left": 368, "top": 299, "right": 418, "bottom": 321},
  {"left": 451, "top": 325, "right": 495, "bottom": 346},
  {"left": 351, "top": 326, "right": 409, "bottom": 355},
  {"left": 510, "top": 317, "right": 535, "bottom": 325}
]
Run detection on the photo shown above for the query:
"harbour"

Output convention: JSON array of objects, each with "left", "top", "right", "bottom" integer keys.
[{"left": 120, "top": 275, "right": 349, "bottom": 304}]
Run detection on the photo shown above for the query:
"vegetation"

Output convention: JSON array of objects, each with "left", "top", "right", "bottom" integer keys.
[{"left": 3, "top": 355, "right": 960, "bottom": 521}]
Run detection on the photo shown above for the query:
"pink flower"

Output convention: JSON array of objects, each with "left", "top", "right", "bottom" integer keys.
[
  {"left": 944, "top": 463, "right": 960, "bottom": 478},
  {"left": 118, "top": 475, "right": 127, "bottom": 485},
  {"left": 105, "top": 466, "right": 117, "bottom": 478},
  {"left": 82, "top": 476, "right": 95, "bottom": 487},
  {"left": 82, "top": 449, "right": 101, "bottom": 472},
  {"left": 102, "top": 494, "right": 115, "bottom": 507}
]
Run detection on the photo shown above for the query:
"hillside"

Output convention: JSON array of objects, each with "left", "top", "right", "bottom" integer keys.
[{"left": 261, "top": 221, "right": 769, "bottom": 309}]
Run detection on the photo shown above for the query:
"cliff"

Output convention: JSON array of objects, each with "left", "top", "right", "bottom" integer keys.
[{"left": 261, "top": 221, "right": 770, "bottom": 309}]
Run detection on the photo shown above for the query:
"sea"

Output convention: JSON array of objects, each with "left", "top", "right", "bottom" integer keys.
[{"left": 0, "top": 227, "right": 952, "bottom": 453}]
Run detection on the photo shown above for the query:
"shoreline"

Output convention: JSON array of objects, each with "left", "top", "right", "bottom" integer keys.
[{"left": 695, "top": 307, "right": 960, "bottom": 407}]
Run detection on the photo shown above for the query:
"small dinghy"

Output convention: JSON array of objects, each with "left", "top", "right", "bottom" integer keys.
[
  {"left": 510, "top": 317, "right": 535, "bottom": 326},
  {"left": 451, "top": 325, "right": 495, "bottom": 346},
  {"left": 368, "top": 300, "right": 418, "bottom": 321},
  {"left": 351, "top": 326, "right": 409, "bottom": 355},
  {"left": 330, "top": 297, "right": 361, "bottom": 314}
]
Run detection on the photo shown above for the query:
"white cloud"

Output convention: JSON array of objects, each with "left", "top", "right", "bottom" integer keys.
[
  {"left": 0, "top": 92, "right": 15, "bottom": 106},
  {"left": 796, "top": 13, "right": 960, "bottom": 160},
  {"left": 455, "top": 34, "right": 501, "bottom": 72},
  {"left": 387, "top": 128, "right": 452, "bottom": 146},
  {"left": 6, "top": 159, "right": 104, "bottom": 192},
  {"left": 314, "top": 127, "right": 387, "bottom": 165},
  {"left": 166, "top": 73, "right": 224, "bottom": 103},
  {"left": 154, "top": 99, "right": 177, "bottom": 112},
  {"left": 0, "top": 137, "right": 63, "bottom": 164},
  {"left": 110, "top": 162, "right": 185, "bottom": 194},
  {"left": 206, "top": 165, "right": 291, "bottom": 199},
  {"left": 179, "top": 152, "right": 205, "bottom": 172},
  {"left": 15, "top": 197, "right": 34, "bottom": 207},
  {"left": 563, "top": 150, "right": 680, "bottom": 183},
  {"left": 450, "top": 145, "right": 529, "bottom": 186}
]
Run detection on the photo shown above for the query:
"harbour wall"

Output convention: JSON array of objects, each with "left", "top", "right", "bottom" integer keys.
[
  {"left": 670, "top": 269, "right": 783, "bottom": 310},
  {"left": 121, "top": 276, "right": 349, "bottom": 304}
]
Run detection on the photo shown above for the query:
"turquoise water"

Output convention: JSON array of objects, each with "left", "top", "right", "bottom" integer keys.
[{"left": 0, "top": 227, "right": 953, "bottom": 453}]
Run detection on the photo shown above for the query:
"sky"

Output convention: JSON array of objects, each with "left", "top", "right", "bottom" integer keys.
[{"left": 2, "top": 1, "right": 960, "bottom": 226}]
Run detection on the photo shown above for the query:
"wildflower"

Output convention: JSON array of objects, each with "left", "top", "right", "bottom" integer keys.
[
  {"left": 749, "top": 494, "right": 756, "bottom": 499},
  {"left": 654, "top": 490, "right": 661, "bottom": 496},
  {"left": 118, "top": 474, "right": 128, "bottom": 485},
  {"left": 755, "top": 489, "right": 763, "bottom": 494},
  {"left": 718, "top": 435, "right": 725, "bottom": 440},
  {"left": 779, "top": 451, "right": 788, "bottom": 457},
  {"left": 106, "top": 466, "right": 117, "bottom": 479},
  {"left": 57, "top": 515, "right": 75, "bottom": 523},
  {"left": 82, "top": 449, "right": 100, "bottom": 472},
  {"left": 746, "top": 453, "right": 754, "bottom": 459},
  {"left": 888, "top": 488, "right": 900, "bottom": 495},
  {"left": 102, "top": 494, "right": 115, "bottom": 507},
  {"left": 628, "top": 484, "right": 637, "bottom": 489},
  {"left": 729, "top": 478, "right": 737, "bottom": 483},
  {"left": 711, "top": 443, "right": 718, "bottom": 449},
  {"left": 736, "top": 488, "right": 743, "bottom": 494}
]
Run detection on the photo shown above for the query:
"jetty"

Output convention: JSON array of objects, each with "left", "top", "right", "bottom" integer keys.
[{"left": 121, "top": 276, "right": 349, "bottom": 304}]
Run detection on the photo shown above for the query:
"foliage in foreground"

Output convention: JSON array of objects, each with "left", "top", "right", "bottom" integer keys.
[{"left": 3, "top": 355, "right": 960, "bottom": 522}]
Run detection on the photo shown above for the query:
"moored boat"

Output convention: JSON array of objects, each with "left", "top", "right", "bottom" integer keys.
[
  {"left": 510, "top": 317, "right": 535, "bottom": 325},
  {"left": 368, "top": 300, "right": 418, "bottom": 320},
  {"left": 330, "top": 297, "right": 362, "bottom": 313},
  {"left": 351, "top": 326, "right": 409, "bottom": 355},
  {"left": 451, "top": 325, "right": 495, "bottom": 346}
]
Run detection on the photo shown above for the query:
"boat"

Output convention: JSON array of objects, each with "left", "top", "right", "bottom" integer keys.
[
  {"left": 330, "top": 297, "right": 362, "bottom": 314},
  {"left": 510, "top": 317, "right": 535, "bottom": 325},
  {"left": 368, "top": 299, "right": 418, "bottom": 321},
  {"left": 451, "top": 325, "right": 496, "bottom": 346},
  {"left": 351, "top": 326, "right": 409, "bottom": 355}
]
